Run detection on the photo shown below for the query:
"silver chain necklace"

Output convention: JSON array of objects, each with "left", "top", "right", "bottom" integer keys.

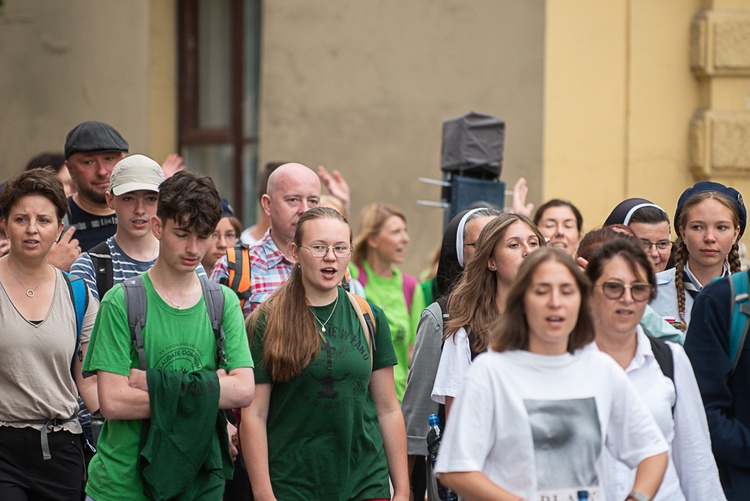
[
  {"left": 152, "top": 279, "right": 197, "bottom": 309},
  {"left": 310, "top": 293, "right": 339, "bottom": 333},
  {"left": 7, "top": 263, "right": 45, "bottom": 298}
]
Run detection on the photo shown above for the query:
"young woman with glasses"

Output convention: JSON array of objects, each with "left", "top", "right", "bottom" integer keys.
[
  {"left": 241, "top": 206, "right": 408, "bottom": 501},
  {"left": 585, "top": 238, "right": 724, "bottom": 501}
]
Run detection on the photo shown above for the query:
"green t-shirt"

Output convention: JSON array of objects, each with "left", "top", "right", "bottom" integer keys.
[
  {"left": 251, "top": 287, "right": 398, "bottom": 501},
  {"left": 349, "top": 261, "right": 426, "bottom": 401},
  {"left": 82, "top": 273, "right": 253, "bottom": 501}
]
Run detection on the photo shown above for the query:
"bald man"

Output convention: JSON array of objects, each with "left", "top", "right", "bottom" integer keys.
[{"left": 211, "top": 163, "right": 321, "bottom": 317}]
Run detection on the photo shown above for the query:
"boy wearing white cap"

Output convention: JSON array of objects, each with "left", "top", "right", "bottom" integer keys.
[{"left": 71, "top": 155, "right": 206, "bottom": 302}]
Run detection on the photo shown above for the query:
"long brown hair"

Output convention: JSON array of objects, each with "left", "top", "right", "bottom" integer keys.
[
  {"left": 674, "top": 191, "right": 741, "bottom": 331},
  {"left": 446, "top": 213, "right": 545, "bottom": 354},
  {"left": 247, "top": 207, "right": 351, "bottom": 382},
  {"left": 491, "top": 248, "right": 594, "bottom": 353}
]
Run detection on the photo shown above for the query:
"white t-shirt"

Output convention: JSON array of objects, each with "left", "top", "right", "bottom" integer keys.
[
  {"left": 435, "top": 349, "right": 668, "bottom": 501},
  {"left": 588, "top": 329, "right": 725, "bottom": 501},
  {"left": 431, "top": 327, "right": 472, "bottom": 405}
]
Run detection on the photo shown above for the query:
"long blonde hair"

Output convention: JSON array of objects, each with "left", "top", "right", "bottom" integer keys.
[
  {"left": 446, "top": 213, "right": 545, "bottom": 354},
  {"left": 352, "top": 203, "right": 406, "bottom": 266},
  {"left": 247, "top": 207, "right": 351, "bottom": 382}
]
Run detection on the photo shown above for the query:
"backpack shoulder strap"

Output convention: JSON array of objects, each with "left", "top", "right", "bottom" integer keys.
[
  {"left": 339, "top": 267, "right": 352, "bottom": 292},
  {"left": 63, "top": 272, "right": 89, "bottom": 362},
  {"left": 648, "top": 335, "right": 675, "bottom": 383},
  {"left": 402, "top": 273, "right": 418, "bottom": 313},
  {"left": 121, "top": 276, "right": 148, "bottom": 371},
  {"left": 347, "top": 292, "right": 375, "bottom": 368},
  {"left": 200, "top": 277, "right": 227, "bottom": 365},
  {"left": 88, "top": 240, "right": 114, "bottom": 298},
  {"left": 225, "top": 244, "right": 252, "bottom": 311},
  {"left": 729, "top": 271, "right": 750, "bottom": 376}
]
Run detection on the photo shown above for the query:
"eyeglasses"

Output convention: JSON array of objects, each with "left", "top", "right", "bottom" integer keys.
[
  {"left": 599, "top": 281, "right": 653, "bottom": 302},
  {"left": 212, "top": 231, "right": 237, "bottom": 241},
  {"left": 639, "top": 239, "right": 671, "bottom": 252},
  {"left": 299, "top": 244, "right": 353, "bottom": 258}
]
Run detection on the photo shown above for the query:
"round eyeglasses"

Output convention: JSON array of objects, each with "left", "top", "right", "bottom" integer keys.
[
  {"left": 599, "top": 281, "right": 653, "bottom": 302},
  {"left": 299, "top": 244, "right": 353, "bottom": 258}
]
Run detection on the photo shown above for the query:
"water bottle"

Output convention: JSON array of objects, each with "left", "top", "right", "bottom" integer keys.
[
  {"left": 577, "top": 490, "right": 590, "bottom": 501},
  {"left": 425, "top": 413, "right": 458, "bottom": 501}
]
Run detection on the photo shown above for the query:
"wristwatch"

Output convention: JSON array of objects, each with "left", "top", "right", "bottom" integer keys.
[{"left": 626, "top": 492, "right": 650, "bottom": 501}]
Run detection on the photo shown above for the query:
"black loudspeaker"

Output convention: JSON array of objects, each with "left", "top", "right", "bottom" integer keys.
[{"left": 443, "top": 175, "right": 506, "bottom": 228}]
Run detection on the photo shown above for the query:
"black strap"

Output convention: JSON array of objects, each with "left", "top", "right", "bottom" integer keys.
[
  {"left": 88, "top": 240, "right": 114, "bottom": 298},
  {"left": 648, "top": 335, "right": 676, "bottom": 415},
  {"left": 648, "top": 335, "right": 674, "bottom": 382}
]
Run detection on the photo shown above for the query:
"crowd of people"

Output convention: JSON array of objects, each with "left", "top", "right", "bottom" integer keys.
[{"left": 0, "top": 119, "right": 748, "bottom": 501}]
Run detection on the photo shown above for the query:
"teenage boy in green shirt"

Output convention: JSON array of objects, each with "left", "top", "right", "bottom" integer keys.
[{"left": 83, "top": 172, "right": 254, "bottom": 501}]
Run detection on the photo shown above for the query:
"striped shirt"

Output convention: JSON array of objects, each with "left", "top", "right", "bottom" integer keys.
[
  {"left": 210, "top": 229, "right": 294, "bottom": 318},
  {"left": 70, "top": 236, "right": 207, "bottom": 302}
]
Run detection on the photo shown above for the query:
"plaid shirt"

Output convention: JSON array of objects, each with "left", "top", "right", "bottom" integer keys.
[{"left": 210, "top": 229, "right": 294, "bottom": 318}]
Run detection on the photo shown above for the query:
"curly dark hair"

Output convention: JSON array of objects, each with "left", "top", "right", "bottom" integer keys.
[
  {"left": 156, "top": 171, "right": 222, "bottom": 237},
  {"left": 0, "top": 168, "right": 67, "bottom": 221}
]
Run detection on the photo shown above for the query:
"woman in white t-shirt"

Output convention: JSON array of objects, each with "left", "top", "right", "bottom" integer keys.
[
  {"left": 435, "top": 248, "right": 668, "bottom": 501},
  {"left": 431, "top": 213, "right": 544, "bottom": 415},
  {"left": 585, "top": 237, "right": 725, "bottom": 501}
]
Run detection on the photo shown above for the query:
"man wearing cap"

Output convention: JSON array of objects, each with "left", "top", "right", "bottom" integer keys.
[
  {"left": 63, "top": 120, "right": 129, "bottom": 252},
  {"left": 71, "top": 155, "right": 207, "bottom": 302}
]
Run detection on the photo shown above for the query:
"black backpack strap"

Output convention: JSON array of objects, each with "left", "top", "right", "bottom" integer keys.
[
  {"left": 88, "top": 240, "right": 114, "bottom": 298},
  {"left": 200, "top": 277, "right": 227, "bottom": 365},
  {"left": 121, "top": 277, "right": 148, "bottom": 371},
  {"left": 648, "top": 335, "right": 674, "bottom": 383}
]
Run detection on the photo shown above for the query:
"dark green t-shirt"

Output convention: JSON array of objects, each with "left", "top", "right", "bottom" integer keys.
[{"left": 251, "top": 287, "right": 398, "bottom": 501}]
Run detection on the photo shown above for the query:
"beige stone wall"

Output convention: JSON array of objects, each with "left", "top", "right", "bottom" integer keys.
[
  {"left": 0, "top": 0, "right": 176, "bottom": 176},
  {"left": 259, "top": 0, "right": 546, "bottom": 274},
  {"left": 544, "top": 0, "right": 703, "bottom": 236},
  {"left": 4, "top": 0, "right": 750, "bottom": 273}
]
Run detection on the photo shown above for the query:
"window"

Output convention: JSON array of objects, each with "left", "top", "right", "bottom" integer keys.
[{"left": 178, "top": 0, "right": 261, "bottom": 224}]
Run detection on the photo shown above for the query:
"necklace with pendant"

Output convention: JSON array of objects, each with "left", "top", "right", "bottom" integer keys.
[
  {"left": 310, "top": 293, "right": 339, "bottom": 333},
  {"left": 7, "top": 263, "right": 45, "bottom": 298}
]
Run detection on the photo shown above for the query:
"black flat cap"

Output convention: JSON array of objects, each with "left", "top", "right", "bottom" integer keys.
[{"left": 64, "top": 121, "right": 129, "bottom": 159}]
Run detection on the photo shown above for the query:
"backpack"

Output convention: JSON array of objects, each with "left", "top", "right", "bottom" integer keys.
[
  {"left": 224, "top": 245, "right": 253, "bottom": 312},
  {"left": 63, "top": 272, "right": 89, "bottom": 363},
  {"left": 727, "top": 271, "right": 750, "bottom": 376},
  {"left": 355, "top": 262, "right": 418, "bottom": 313},
  {"left": 121, "top": 276, "right": 227, "bottom": 370},
  {"left": 88, "top": 240, "right": 114, "bottom": 299}
]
